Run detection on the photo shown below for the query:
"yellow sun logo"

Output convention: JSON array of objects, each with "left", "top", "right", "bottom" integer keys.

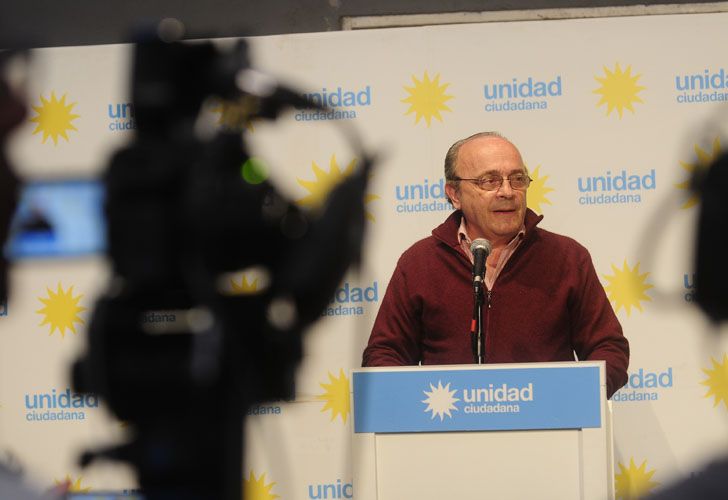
[
  {"left": 316, "top": 368, "right": 351, "bottom": 423},
  {"left": 230, "top": 275, "right": 259, "bottom": 295},
  {"left": 401, "top": 71, "right": 454, "bottom": 126},
  {"left": 54, "top": 475, "right": 91, "bottom": 493},
  {"left": 243, "top": 471, "right": 279, "bottom": 500},
  {"left": 602, "top": 260, "right": 653, "bottom": 316},
  {"left": 30, "top": 92, "right": 80, "bottom": 144},
  {"left": 615, "top": 458, "right": 659, "bottom": 499},
  {"left": 209, "top": 97, "right": 255, "bottom": 132},
  {"left": 701, "top": 354, "right": 728, "bottom": 409},
  {"left": 36, "top": 283, "right": 86, "bottom": 337},
  {"left": 593, "top": 63, "right": 646, "bottom": 118},
  {"left": 676, "top": 138, "right": 721, "bottom": 209},
  {"left": 525, "top": 164, "right": 554, "bottom": 214},
  {"left": 296, "top": 155, "right": 379, "bottom": 222}
]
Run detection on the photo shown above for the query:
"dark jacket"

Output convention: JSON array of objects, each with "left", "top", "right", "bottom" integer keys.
[{"left": 362, "top": 209, "right": 629, "bottom": 398}]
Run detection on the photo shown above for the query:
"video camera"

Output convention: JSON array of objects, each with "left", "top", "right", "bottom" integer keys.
[
  {"left": 692, "top": 149, "right": 728, "bottom": 322},
  {"left": 65, "top": 26, "right": 373, "bottom": 500}
]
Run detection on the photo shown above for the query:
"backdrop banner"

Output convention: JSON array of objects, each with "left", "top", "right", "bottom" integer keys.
[{"left": 3, "top": 12, "right": 728, "bottom": 499}]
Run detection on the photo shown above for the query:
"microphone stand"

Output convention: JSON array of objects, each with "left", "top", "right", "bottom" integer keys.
[
  {"left": 469, "top": 238, "right": 490, "bottom": 365},
  {"left": 471, "top": 281, "right": 484, "bottom": 364}
]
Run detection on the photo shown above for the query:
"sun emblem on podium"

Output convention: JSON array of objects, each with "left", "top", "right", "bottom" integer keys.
[
  {"left": 296, "top": 155, "right": 379, "bottom": 222},
  {"left": 676, "top": 138, "right": 721, "bottom": 209},
  {"left": 422, "top": 380, "right": 459, "bottom": 421},
  {"left": 30, "top": 91, "right": 80, "bottom": 144},
  {"left": 602, "top": 260, "right": 653, "bottom": 317},
  {"left": 593, "top": 63, "right": 645, "bottom": 118},
  {"left": 401, "top": 71, "right": 454, "bottom": 126},
  {"left": 614, "top": 458, "right": 659, "bottom": 499},
  {"left": 701, "top": 354, "right": 728, "bottom": 409},
  {"left": 525, "top": 164, "right": 554, "bottom": 215},
  {"left": 36, "top": 283, "right": 86, "bottom": 337},
  {"left": 316, "top": 369, "right": 351, "bottom": 423},
  {"left": 243, "top": 471, "right": 279, "bottom": 500}
]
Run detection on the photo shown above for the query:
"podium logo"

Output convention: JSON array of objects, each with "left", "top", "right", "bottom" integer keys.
[
  {"left": 296, "top": 155, "right": 379, "bottom": 222},
  {"left": 577, "top": 168, "right": 656, "bottom": 206},
  {"left": 54, "top": 475, "right": 90, "bottom": 493},
  {"left": 296, "top": 85, "right": 372, "bottom": 122},
  {"left": 107, "top": 102, "right": 136, "bottom": 132},
  {"left": 30, "top": 91, "right": 80, "bottom": 144},
  {"left": 402, "top": 71, "right": 454, "bottom": 127},
  {"left": 394, "top": 177, "right": 450, "bottom": 214},
  {"left": 422, "top": 380, "right": 459, "bottom": 421},
  {"left": 525, "top": 165, "right": 554, "bottom": 215},
  {"left": 423, "top": 380, "right": 534, "bottom": 420},
  {"left": 675, "top": 68, "right": 728, "bottom": 104},
  {"left": 602, "top": 260, "right": 653, "bottom": 317},
  {"left": 36, "top": 283, "right": 86, "bottom": 338},
  {"left": 593, "top": 63, "right": 646, "bottom": 118},
  {"left": 316, "top": 369, "right": 351, "bottom": 423},
  {"left": 24, "top": 388, "right": 99, "bottom": 423},
  {"left": 483, "top": 74, "right": 562, "bottom": 113},
  {"left": 701, "top": 354, "right": 728, "bottom": 410},
  {"left": 244, "top": 471, "right": 279, "bottom": 500},
  {"left": 676, "top": 138, "right": 720, "bottom": 210},
  {"left": 612, "top": 368, "right": 674, "bottom": 402},
  {"left": 615, "top": 458, "right": 659, "bottom": 499}
]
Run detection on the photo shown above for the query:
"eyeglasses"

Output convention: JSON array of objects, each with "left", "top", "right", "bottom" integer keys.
[{"left": 451, "top": 173, "right": 532, "bottom": 191}]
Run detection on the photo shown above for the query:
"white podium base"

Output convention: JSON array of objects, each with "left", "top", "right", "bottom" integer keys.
[{"left": 375, "top": 429, "right": 585, "bottom": 500}]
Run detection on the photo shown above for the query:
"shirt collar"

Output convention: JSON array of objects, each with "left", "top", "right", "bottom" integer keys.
[{"left": 456, "top": 217, "right": 526, "bottom": 250}]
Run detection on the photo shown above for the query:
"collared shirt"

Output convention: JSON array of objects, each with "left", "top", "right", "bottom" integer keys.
[{"left": 457, "top": 218, "right": 526, "bottom": 290}]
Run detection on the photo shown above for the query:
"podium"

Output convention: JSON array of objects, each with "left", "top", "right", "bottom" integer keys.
[{"left": 351, "top": 361, "right": 614, "bottom": 500}]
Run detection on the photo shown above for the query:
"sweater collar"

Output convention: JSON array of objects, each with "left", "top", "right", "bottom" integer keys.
[{"left": 433, "top": 208, "right": 544, "bottom": 248}]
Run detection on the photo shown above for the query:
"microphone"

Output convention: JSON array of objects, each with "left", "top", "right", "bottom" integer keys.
[
  {"left": 470, "top": 238, "right": 492, "bottom": 294},
  {"left": 469, "top": 238, "right": 491, "bottom": 364}
]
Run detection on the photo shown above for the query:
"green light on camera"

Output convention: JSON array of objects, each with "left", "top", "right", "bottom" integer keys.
[{"left": 241, "top": 157, "right": 269, "bottom": 185}]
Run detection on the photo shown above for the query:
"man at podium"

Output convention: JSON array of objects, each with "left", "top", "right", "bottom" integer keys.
[{"left": 362, "top": 132, "right": 629, "bottom": 398}]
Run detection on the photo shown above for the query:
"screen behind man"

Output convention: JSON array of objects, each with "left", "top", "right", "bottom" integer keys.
[{"left": 362, "top": 132, "right": 629, "bottom": 398}]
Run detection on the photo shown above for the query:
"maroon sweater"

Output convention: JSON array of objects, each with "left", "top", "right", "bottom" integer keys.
[{"left": 362, "top": 209, "right": 629, "bottom": 398}]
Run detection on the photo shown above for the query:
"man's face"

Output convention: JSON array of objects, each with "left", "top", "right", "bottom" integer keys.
[{"left": 444, "top": 136, "right": 527, "bottom": 245}]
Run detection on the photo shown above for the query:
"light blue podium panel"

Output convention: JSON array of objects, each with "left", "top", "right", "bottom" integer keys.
[{"left": 351, "top": 361, "right": 614, "bottom": 500}]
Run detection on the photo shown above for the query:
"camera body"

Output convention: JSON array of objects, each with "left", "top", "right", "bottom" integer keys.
[
  {"left": 71, "top": 34, "right": 370, "bottom": 500},
  {"left": 694, "top": 151, "right": 728, "bottom": 322}
]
